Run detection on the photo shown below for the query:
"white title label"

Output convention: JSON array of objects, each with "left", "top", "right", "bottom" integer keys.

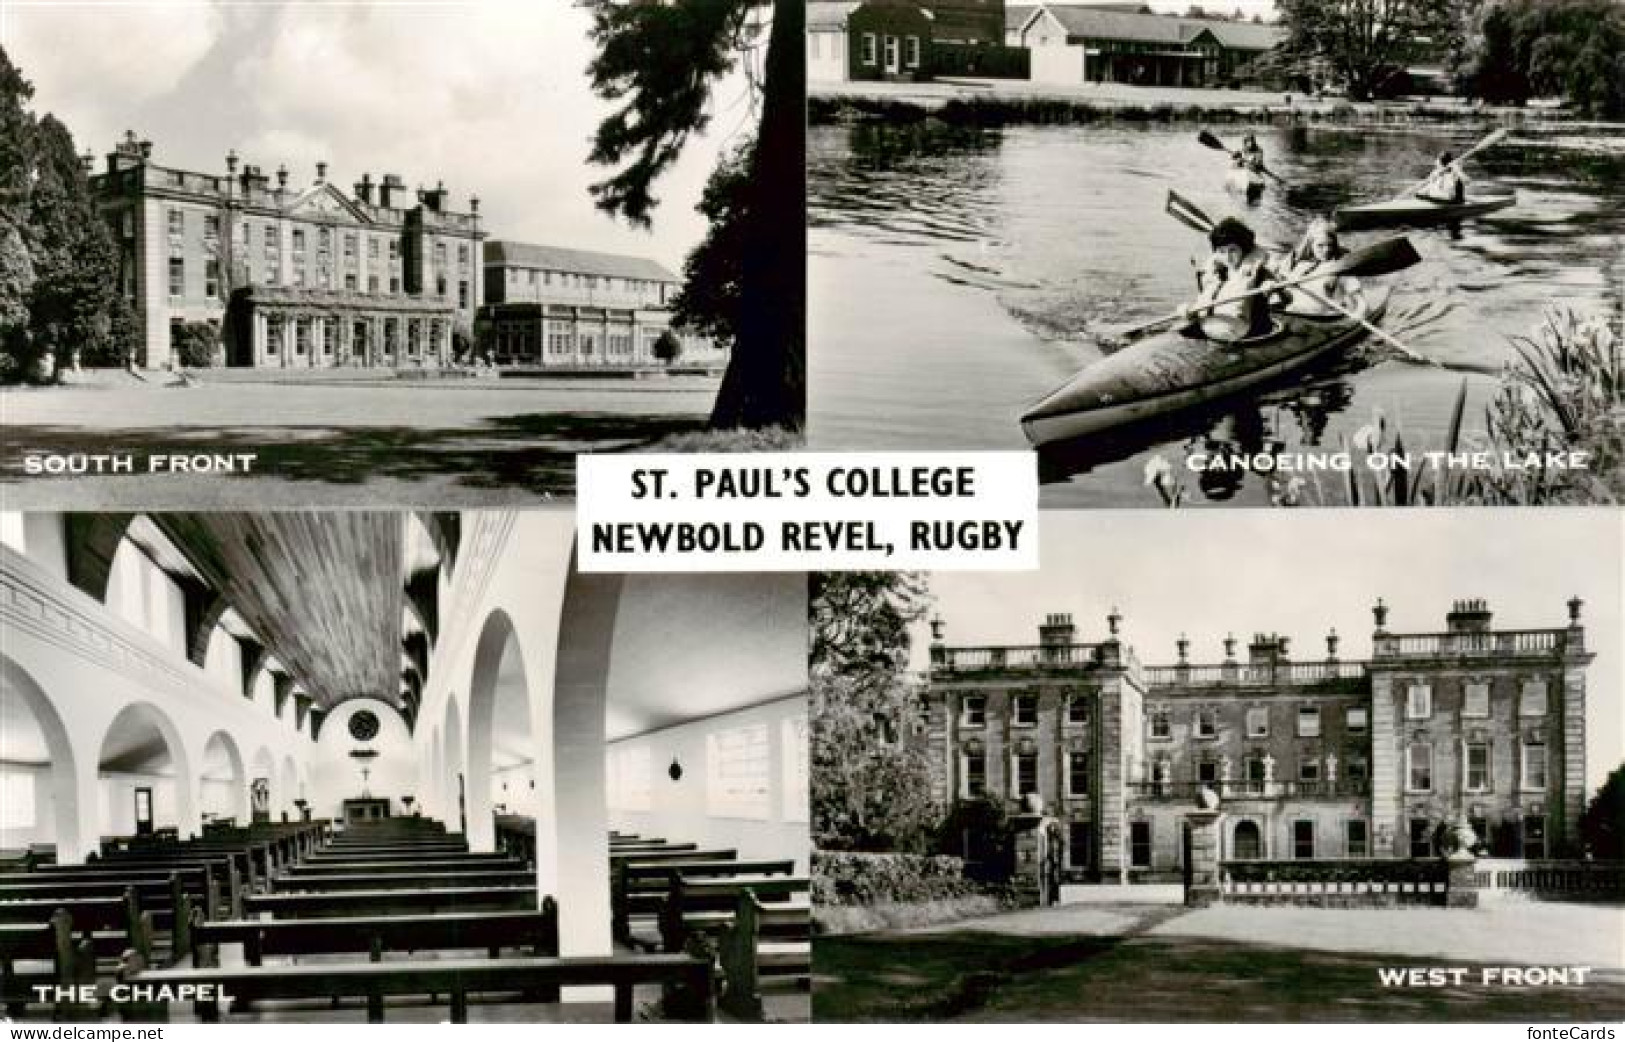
[{"left": 577, "top": 452, "right": 1038, "bottom": 572}]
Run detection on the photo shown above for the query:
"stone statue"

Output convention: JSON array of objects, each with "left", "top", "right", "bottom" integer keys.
[
  {"left": 1325, "top": 753, "right": 1337, "bottom": 782},
  {"left": 1262, "top": 753, "right": 1276, "bottom": 782},
  {"left": 1196, "top": 785, "right": 1221, "bottom": 810}
]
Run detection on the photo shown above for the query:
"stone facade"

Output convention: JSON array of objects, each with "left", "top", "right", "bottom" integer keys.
[
  {"left": 923, "top": 599, "right": 1593, "bottom": 883},
  {"left": 90, "top": 132, "right": 483, "bottom": 369}
]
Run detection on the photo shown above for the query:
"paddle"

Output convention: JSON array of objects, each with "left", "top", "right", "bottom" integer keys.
[
  {"left": 1401, "top": 127, "right": 1508, "bottom": 198},
  {"left": 1165, "top": 191, "right": 1289, "bottom": 254},
  {"left": 1111, "top": 236, "right": 1421, "bottom": 341},
  {"left": 1197, "top": 129, "right": 1285, "bottom": 184}
]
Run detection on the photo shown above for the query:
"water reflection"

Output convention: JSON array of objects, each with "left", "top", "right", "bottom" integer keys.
[{"left": 808, "top": 119, "right": 1625, "bottom": 506}]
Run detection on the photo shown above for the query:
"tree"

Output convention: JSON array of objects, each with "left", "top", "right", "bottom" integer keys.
[
  {"left": 1455, "top": 0, "right": 1625, "bottom": 116},
  {"left": 1278, "top": 0, "right": 1461, "bottom": 100},
  {"left": 171, "top": 319, "right": 221, "bottom": 368},
  {"left": 1, "top": 45, "right": 38, "bottom": 382},
  {"left": 585, "top": 0, "right": 803, "bottom": 431},
  {"left": 810, "top": 572, "right": 940, "bottom": 852},
  {"left": 1579, "top": 764, "right": 1624, "bottom": 860},
  {"left": 651, "top": 328, "right": 682, "bottom": 364}
]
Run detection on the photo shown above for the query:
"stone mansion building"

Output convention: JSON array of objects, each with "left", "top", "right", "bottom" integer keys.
[
  {"left": 923, "top": 598, "right": 1592, "bottom": 882},
  {"left": 88, "top": 133, "right": 715, "bottom": 372}
]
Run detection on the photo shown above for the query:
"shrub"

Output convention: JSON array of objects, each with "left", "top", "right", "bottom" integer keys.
[
  {"left": 172, "top": 319, "right": 221, "bottom": 368},
  {"left": 812, "top": 850, "right": 981, "bottom": 907}
]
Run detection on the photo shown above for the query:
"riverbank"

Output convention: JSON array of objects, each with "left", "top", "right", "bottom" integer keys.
[{"left": 810, "top": 80, "right": 1596, "bottom": 128}]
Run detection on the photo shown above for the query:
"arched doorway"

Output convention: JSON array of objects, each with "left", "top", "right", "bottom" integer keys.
[
  {"left": 1233, "top": 819, "right": 1263, "bottom": 860},
  {"left": 1, "top": 656, "right": 82, "bottom": 862},
  {"left": 97, "top": 703, "right": 193, "bottom": 840},
  {"left": 467, "top": 611, "right": 536, "bottom": 851},
  {"left": 199, "top": 731, "right": 246, "bottom": 824}
]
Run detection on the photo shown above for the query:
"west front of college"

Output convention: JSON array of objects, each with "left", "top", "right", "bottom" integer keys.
[{"left": 924, "top": 598, "right": 1592, "bottom": 880}]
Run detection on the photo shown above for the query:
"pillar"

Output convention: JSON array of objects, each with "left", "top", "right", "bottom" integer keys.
[
  {"left": 1009, "top": 799, "right": 1061, "bottom": 907},
  {"left": 1185, "top": 806, "right": 1223, "bottom": 907}
]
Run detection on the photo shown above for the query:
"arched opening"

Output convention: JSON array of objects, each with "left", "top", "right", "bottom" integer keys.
[
  {"left": 280, "top": 755, "right": 299, "bottom": 819},
  {"left": 467, "top": 611, "right": 536, "bottom": 852},
  {"left": 442, "top": 696, "right": 464, "bottom": 837},
  {"left": 199, "top": 731, "right": 246, "bottom": 825},
  {"left": 249, "top": 747, "right": 275, "bottom": 823},
  {"left": 1233, "top": 819, "right": 1262, "bottom": 860},
  {"left": 1, "top": 655, "right": 82, "bottom": 862},
  {"left": 97, "top": 703, "right": 193, "bottom": 840}
]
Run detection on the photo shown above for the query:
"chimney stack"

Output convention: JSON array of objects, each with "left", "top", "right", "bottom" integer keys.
[
  {"left": 1039, "top": 613, "right": 1075, "bottom": 648},
  {"left": 316, "top": 160, "right": 327, "bottom": 183},
  {"left": 1445, "top": 598, "right": 1493, "bottom": 633},
  {"left": 355, "top": 173, "right": 374, "bottom": 204}
]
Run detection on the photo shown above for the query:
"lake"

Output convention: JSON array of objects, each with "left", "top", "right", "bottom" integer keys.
[{"left": 808, "top": 119, "right": 1625, "bottom": 506}]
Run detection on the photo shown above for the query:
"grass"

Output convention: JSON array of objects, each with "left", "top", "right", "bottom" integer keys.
[
  {"left": 644, "top": 425, "right": 803, "bottom": 453},
  {"left": 814, "top": 896, "right": 1010, "bottom": 937},
  {"left": 813, "top": 927, "right": 1625, "bottom": 1022}
]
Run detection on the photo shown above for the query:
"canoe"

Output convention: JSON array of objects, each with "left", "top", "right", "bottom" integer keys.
[
  {"left": 1020, "top": 291, "right": 1389, "bottom": 446},
  {"left": 1225, "top": 168, "right": 1265, "bottom": 202},
  {"left": 1333, "top": 193, "right": 1514, "bottom": 230}
]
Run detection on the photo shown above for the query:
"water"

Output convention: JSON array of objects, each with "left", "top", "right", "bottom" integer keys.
[{"left": 808, "top": 120, "right": 1625, "bottom": 506}]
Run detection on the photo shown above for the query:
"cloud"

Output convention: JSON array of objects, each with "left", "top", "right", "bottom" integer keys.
[{"left": 3, "top": 1, "right": 227, "bottom": 141}]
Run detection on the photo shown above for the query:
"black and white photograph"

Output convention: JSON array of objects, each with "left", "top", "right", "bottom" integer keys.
[
  {"left": 0, "top": 510, "right": 810, "bottom": 1022},
  {"left": 810, "top": 511, "right": 1624, "bottom": 1021},
  {"left": 0, "top": 0, "right": 804, "bottom": 507},
  {"left": 807, "top": 0, "right": 1623, "bottom": 507}
]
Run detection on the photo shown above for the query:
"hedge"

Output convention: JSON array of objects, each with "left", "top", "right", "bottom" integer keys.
[{"left": 812, "top": 849, "right": 982, "bottom": 906}]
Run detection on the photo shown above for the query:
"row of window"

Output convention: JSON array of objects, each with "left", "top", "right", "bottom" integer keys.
[
  {"left": 1118, "top": 814, "right": 1548, "bottom": 867},
  {"left": 1149, "top": 703, "right": 1363, "bottom": 740},
  {"left": 1148, "top": 752, "right": 1368, "bottom": 788},
  {"left": 168, "top": 208, "right": 471, "bottom": 267},
  {"left": 166, "top": 255, "right": 470, "bottom": 309},
  {"left": 1406, "top": 738, "right": 1547, "bottom": 793},
  {"left": 959, "top": 693, "right": 1089, "bottom": 728},
  {"left": 262, "top": 315, "right": 444, "bottom": 357},
  {"left": 1405, "top": 680, "right": 1548, "bottom": 720},
  {"left": 858, "top": 32, "right": 923, "bottom": 70},
  {"left": 961, "top": 749, "right": 1090, "bottom": 800},
  {"left": 501, "top": 268, "right": 668, "bottom": 297}
]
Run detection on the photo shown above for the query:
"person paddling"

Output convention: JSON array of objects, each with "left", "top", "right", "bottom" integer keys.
[
  {"left": 1283, "top": 219, "right": 1368, "bottom": 318},
  {"left": 1415, "top": 150, "right": 1467, "bottom": 204},
  {"left": 1185, "top": 217, "right": 1277, "bottom": 343}
]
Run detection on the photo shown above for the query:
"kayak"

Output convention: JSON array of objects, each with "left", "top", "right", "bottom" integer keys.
[
  {"left": 1225, "top": 167, "right": 1265, "bottom": 202},
  {"left": 1020, "top": 291, "right": 1389, "bottom": 446},
  {"left": 1333, "top": 193, "right": 1515, "bottom": 230}
]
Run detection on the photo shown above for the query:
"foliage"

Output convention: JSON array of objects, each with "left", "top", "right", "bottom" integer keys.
[
  {"left": 584, "top": 0, "right": 804, "bottom": 431},
  {"left": 669, "top": 141, "right": 750, "bottom": 349},
  {"left": 1455, "top": 0, "right": 1625, "bottom": 116},
  {"left": 1277, "top": 0, "right": 1464, "bottom": 100},
  {"left": 1, "top": 46, "right": 127, "bottom": 383},
  {"left": 1578, "top": 764, "right": 1625, "bottom": 861},
  {"left": 651, "top": 328, "right": 683, "bottom": 365},
  {"left": 811, "top": 850, "right": 980, "bottom": 907},
  {"left": 171, "top": 320, "right": 222, "bottom": 369},
  {"left": 811, "top": 573, "right": 941, "bottom": 853}
]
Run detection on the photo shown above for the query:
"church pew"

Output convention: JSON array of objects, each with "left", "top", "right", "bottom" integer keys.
[
  {"left": 270, "top": 870, "right": 535, "bottom": 893},
  {"left": 243, "top": 885, "right": 537, "bottom": 920},
  {"left": 119, "top": 951, "right": 716, "bottom": 1024},
  {"left": 282, "top": 856, "right": 526, "bottom": 877},
  {"left": 190, "top": 903, "right": 556, "bottom": 971},
  {"left": 30, "top": 860, "right": 237, "bottom": 917},
  {"left": 649, "top": 876, "right": 810, "bottom": 955},
  {"left": 0, "top": 887, "right": 196, "bottom": 1003},
  {"left": 715, "top": 889, "right": 812, "bottom": 1022},
  {"left": 307, "top": 841, "right": 471, "bottom": 859},
  {"left": 611, "top": 848, "right": 737, "bottom": 866},
  {"left": 612, "top": 859, "right": 794, "bottom": 944},
  {"left": 610, "top": 842, "right": 698, "bottom": 854}
]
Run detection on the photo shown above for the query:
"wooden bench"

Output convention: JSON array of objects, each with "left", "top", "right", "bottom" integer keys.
[
  {"left": 282, "top": 855, "right": 521, "bottom": 876},
  {"left": 653, "top": 876, "right": 810, "bottom": 954},
  {"left": 243, "top": 885, "right": 538, "bottom": 920},
  {"left": 611, "top": 847, "right": 737, "bottom": 866},
  {"left": 191, "top": 903, "right": 557, "bottom": 972},
  {"left": 118, "top": 952, "right": 715, "bottom": 1023},
  {"left": 716, "top": 889, "right": 813, "bottom": 1021},
  {"left": 612, "top": 859, "right": 794, "bottom": 944},
  {"left": 269, "top": 869, "right": 535, "bottom": 893}
]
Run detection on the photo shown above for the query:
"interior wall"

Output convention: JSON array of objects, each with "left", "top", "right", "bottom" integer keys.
[
  {"left": 0, "top": 764, "right": 54, "bottom": 847},
  {"left": 310, "top": 698, "right": 420, "bottom": 821},
  {"left": 606, "top": 693, "right": 810, "bottom": 872}
]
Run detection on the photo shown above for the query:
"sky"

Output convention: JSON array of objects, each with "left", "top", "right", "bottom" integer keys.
[
  {"left": 0, "top": 1, "right": 763, "bottom": 271},
  {"left": 1143, "top": 0, "right": 1278, "bottom": 18},
  {"left": 910, "top": 510, "right": 1624, "bottom": 795}
]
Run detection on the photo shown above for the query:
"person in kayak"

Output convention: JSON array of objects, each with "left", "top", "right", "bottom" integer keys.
[
  {"left": 1416, "top": 150, "right": 1466, "bottom": 204},
  {"left": 1237, "top": 134, "right": 1266, "bottom": 173},
  {"left": 1282, "top": 219, "right": 1368, "bottom": 318},
  {"left": 1185, "top": 217, "right": 1277, "bottom": 343}
]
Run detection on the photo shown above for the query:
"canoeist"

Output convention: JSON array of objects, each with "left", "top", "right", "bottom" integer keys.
[
  {"left": 1283, "top": 219, "right": 1368, "bottom": 318},
  {"left": 1237, "top": 134, "right": 1266, "bottom": 173},
  {"left": 1415, "top": 150, "right": 1466, "bottom": 204},
  {"left": 1185, "top": 217, "right": 1276, "bottom": 343}
]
